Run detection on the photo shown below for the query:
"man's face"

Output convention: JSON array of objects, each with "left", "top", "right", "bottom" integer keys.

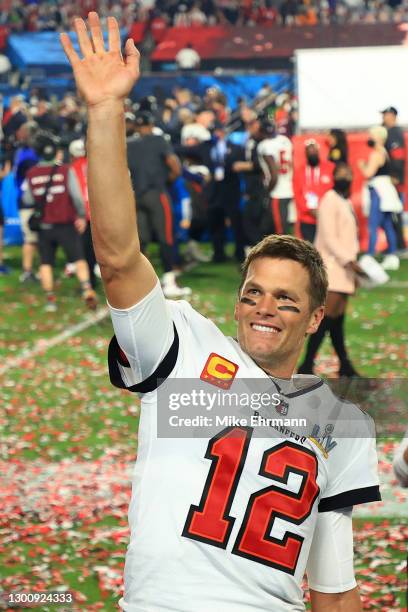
[
  {"left": 247, "top": 118, "right": 261, "bottom": 138},
  {"left": 306, "top": 144, "right": 319, "bottom": 165},
  {"left": 234, "top": 258, "right": 324, "bottom": 376},
  {"left": 382, "top": 111, "right": 396, "bottom": 128},
  {"left": 197, "top": 111, "right": 215, "bottom": 129},
  {"left": 16, "top": 124, "right": 29, "bottom": 143}
]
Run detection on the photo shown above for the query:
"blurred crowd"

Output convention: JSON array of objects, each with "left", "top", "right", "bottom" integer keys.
[
  {"left": 1, "top": 0, "right": 408, "bottom": 32},
  {"left": 0, "top": 81, "right": 296, "bottom": 302},
  {"left": 0, "top": 84, "right": 405, "bottom": 360},
  {"left": 0, "top": 80, "right": 296, "bottom": 155}
]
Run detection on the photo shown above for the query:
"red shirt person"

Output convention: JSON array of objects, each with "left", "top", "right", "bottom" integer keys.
[{"left": 294, "top": 139, "right": 334, "bottom": 243}]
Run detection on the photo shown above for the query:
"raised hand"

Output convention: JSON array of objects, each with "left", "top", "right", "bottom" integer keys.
[{"left": 60, "top": 12, "right": 140, "bottom": 109}]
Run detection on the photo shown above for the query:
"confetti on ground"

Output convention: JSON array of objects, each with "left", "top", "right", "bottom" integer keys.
[
  {"left": 0, "top": 250, "right": 407, "bottom": 609},
  {"left": 1, "top": 439, "right": 407, "bottom": 609}
]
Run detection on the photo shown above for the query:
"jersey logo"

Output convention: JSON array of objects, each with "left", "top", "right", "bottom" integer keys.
[{"left": 200, "top": 353, "right": 238, "bottom": 389}]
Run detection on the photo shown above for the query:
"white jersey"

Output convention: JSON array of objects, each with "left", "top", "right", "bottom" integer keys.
[
  {"left": 257, "top": 135, "right": 294, "bottom": 199},
  {"left": 108, "top": 282, "right": 380, "bottom": 612}
]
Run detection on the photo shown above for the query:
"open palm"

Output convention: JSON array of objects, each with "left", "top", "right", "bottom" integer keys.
[{"left": 60, "top": 12, "right": 140, "bottom": 108}]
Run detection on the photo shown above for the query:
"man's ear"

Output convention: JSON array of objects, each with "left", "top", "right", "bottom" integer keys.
[
  {"left": 234, "top": 301, "right": 239, "bottom": 322},
  {"left": 307, "top": 306, "right": 325, "bottom": 335}
]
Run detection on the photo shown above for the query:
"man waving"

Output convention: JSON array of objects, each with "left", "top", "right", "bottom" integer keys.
[{"left": 61, "top": 15, "right": 380, "bottom": 612}]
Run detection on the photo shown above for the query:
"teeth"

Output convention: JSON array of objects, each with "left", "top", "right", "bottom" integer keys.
[{"left": 252, "top": 324, "right": 279, "bottom": 333}]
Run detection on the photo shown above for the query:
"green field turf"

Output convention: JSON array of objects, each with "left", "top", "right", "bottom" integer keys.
[{"left": 0, "top": 245, "right": 407, "bottom": 611}]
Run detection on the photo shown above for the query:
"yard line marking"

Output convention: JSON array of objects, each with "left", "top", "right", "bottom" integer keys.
[
  {"left": 384, "top": 281, "right": 408, "bottom": 288},
  {"left": 0, "top": 306, "right": 109, "bottom": 375}
]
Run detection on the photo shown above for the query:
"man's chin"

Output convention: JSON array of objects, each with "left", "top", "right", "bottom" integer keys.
[{"left": 245, "top": 346, "right": 281, "bottom": 368}]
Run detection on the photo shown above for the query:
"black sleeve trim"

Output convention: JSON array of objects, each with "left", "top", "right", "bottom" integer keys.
[
  {"left": 108, "top": 323, "right": 179, "bottom": 394},
  {"left": 318, "top": 485, "right": 381, "bottom": 513}
]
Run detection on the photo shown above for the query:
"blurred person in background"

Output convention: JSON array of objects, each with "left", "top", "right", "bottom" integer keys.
[
  {"left": 179, "top": 124, "right": 211, "bottom": 264},
  {"left": 393, "top": 431, "right": 408, "bottom": 488},
  {"left": 127, "top": 111, "right": 190, "bottom": 298},
  {"left": 69, "top": 138, "right": 98, "bottom": 289},
  {"left": 13, "top": 121, "right": 39, "bottom": 282},
  {"left": 0, "top": 159, "right": 11, "bottom": 274},
  {"left": 22, "top": 136, "right": 96, "bottom": 311},
  {"left": 327, "top": 128, "right": 348, "bottom": 165},
  {"left": 232, "top": 112, "right": 272, "bottom": 250},
  {"left": 173, "top": 87, "right": 196, "bottom": 113},
  {"left": 2, "top": 95, "right": 28, "bottom": 146},
  {"left": 257, "top": 114, "right": 294, "bottom": 236},
  {"left": 178, "top": 119, "right": 245, "bottom": 262},
  {"left": 175, "top": 42, "right": 201, "bottom": 70},
  {"left": 381, "top": 106, "right": 406, "bottom": 253},
  {"left": 204, "top": 87, "right": 230, "bottom": 125},
  {"left": 294, "top": 139, "right": 334, "bottom": 243},
  {"left": 280, "top": 0, "right": 298, "bottom": 25},
  {"left": 33, "top": 99, "right": 60, "bottom": 133},
  {"left": 358, "top": 125, "right": 402, "bottom": 271},
  {"left": 125, "top": 112, "right": 136, "bottom": 139},
  {"left": 298, "top": 163, "right": 362, "bottom": 377}
]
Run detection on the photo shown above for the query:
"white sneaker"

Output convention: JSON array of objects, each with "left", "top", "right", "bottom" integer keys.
[
  {"left": 45, "top": 301, "right": 57, "bottom": 312},
  {"left": 382, "top": 254, "right": 400, "bottom": 271},
  {"left": 94, "top": 264, "right": 102, "bottom": 278},
  {"left": 162, "top": 271, "right": 192, "bottom": 299},
  {"left": 64, "top": 262, "right": 76, "bottom": 277},
  {"left": 185, "top": 240, "right": 211, "bottom": 263},
  {"left": 162, "top": 283, "right": 192, "bottom": 298}
]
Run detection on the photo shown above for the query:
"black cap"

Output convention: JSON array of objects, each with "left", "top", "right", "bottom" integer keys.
[
  {"left": 258, "top": 113, "right": 275, "bottom": 137},
  {"left": 134, "top": 111, "right": 154, "bottom": 127},
  {"left": 34, "top": 130, "right": 60, "bottom": 160},
  {"left": 381, "top": 106, "right": 398, "bottom": 115}
]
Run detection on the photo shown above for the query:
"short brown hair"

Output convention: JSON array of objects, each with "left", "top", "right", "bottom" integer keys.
[{"left": 239, "top": 235, "right": 328, "bottom": 311}]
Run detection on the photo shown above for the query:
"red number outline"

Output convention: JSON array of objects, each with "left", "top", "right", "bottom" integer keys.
[
  {"left": 182, "top": 431, "right": 319, "bottom": 574},
  {"left": 279, "top": 149, "right": 291, "bottom": 175},
  {"left": 182, "top": 427, "right": 252, "bottom": 548},
  {"left": 231, "top": 441, "right": 319, "bottom": 574}
]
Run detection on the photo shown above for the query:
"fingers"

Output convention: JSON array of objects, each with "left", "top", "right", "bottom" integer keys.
[
  {"left": 60, "top": 32, "right": 80, "bottom": 66},
  {"left": 107, "top": 16, "right": 121, "bottom": 52},
  {"left": 124, "top": 38, "right": 140, "bottom": 78},
  {"left": 88, "top": 11, "right": 105, "bottom": 54},
  {"left": 74, "top": 17, "right": 94, "bottom": 57}
]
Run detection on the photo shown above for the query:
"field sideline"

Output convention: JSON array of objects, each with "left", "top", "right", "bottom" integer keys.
[{"left": 0, "top": 245, "right": 407, "bottom": 611}]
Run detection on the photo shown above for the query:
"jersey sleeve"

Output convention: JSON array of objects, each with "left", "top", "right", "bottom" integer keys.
[
  {"left": 306, "top": 508, "right": 356, "bottom": 593},
  {"left": 107, "top": 280, "right": 215, "bottom": 395},
  {"left": 257, "top": 139, "right": 277, "bottom": 159},
  {"left": 107, "top": 280, "right": 178, "bottom": 394},
  {"left": 318, "top": 427, "right": 381, "bottom": 512}
]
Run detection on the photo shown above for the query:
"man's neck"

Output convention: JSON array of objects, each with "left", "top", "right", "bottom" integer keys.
[{"left": 253, "top": 356, "right": 296, "bottom": 381}]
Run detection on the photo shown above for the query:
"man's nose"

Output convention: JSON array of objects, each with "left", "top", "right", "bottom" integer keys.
[{"left": 256, "top": 294, "right": 277, "bottom": 316}]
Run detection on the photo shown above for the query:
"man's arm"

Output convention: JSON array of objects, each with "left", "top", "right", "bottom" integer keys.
[
  {"left": 307, "top": 509, "right": 361, "bottom": 612},
  {"left": 262, "top": 154, "right": 278, "bottom": 191},
  {"left": 310, "top": 587, "right": 362, "bottom": 612},
  {"left": 357, "top": 150, "right": 383, "bottom": 179},
  {"left": 61, "top": 12, "right": 156, "bottom": 309},
  {"left": 232, "top": 160, "right": 254, "bottom": 172},
  {"left": 165, "top": 153, "right": 182, "bottom": 183}
]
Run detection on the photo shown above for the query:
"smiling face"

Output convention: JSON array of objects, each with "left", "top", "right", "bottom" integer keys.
[{"left": 234, "top": 257, "right": 324, "bottom": 378}]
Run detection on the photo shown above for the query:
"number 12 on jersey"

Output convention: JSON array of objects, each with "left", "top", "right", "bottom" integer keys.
[{"left": 182, "top": 427, "right": 319, "bottom": 575}]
